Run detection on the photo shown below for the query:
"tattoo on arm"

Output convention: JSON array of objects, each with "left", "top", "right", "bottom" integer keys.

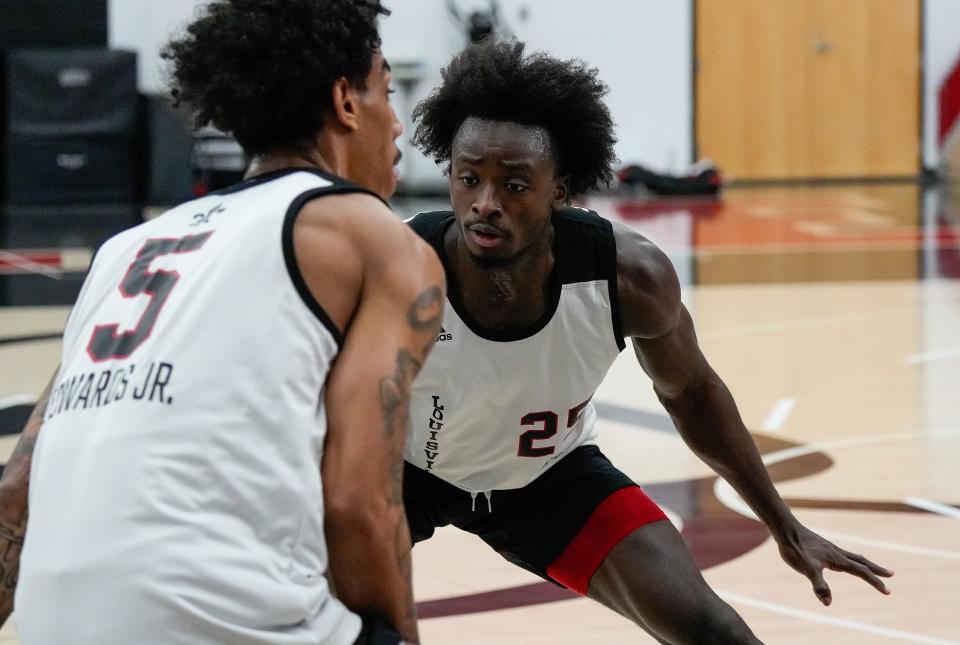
[
  {"left": 380, "top": 285, "right": 443, "bottom": 502},
  {"left": 373, "top": 286, "right": 441, "bottom": 642},
  {"left": 407, "top": 285, "right": 444, "bottom": 333},
  {"left": 379, "top": 349, "right": 421, "bottom": 505},
  {"left": 0, "top": 370, "right": 56, "bottom": 623}
]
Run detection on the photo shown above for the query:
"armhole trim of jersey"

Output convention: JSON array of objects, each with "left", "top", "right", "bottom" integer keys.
[
  {"left": 281, "top": 186, "right": 389, "bottom": 349},
  {"left": 604, "top": 218, "right": 627, "bottom": 352}
]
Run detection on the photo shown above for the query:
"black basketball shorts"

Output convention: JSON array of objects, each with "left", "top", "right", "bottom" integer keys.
[{"left": 402, "top": 445, "right": 668, "bottom": 595}]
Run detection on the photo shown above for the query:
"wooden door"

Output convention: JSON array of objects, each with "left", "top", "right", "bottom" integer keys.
[{"left": 696, "top": 0, "right": 920, "bottom": 180}]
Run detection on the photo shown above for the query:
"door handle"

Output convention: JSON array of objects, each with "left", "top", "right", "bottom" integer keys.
[{"left": 811, "top": 35, "right": 833, "bottom": 54}]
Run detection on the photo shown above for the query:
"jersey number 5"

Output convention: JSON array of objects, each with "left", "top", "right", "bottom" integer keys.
[
  {"left": 87, "top": 232, "right": 213, "bottom": 362},
  {"left": 518, "top": 398, "right": 592, "bottom": 457}
]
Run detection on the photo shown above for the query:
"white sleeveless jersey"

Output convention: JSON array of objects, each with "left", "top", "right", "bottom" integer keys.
[
  {"left": 404, "top": 209, "right": 626, "bottom": 494},
  {"left": 16, "top": 169, "right": 377, "bottom": 645}
]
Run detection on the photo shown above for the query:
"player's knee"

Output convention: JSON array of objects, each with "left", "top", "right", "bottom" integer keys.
[{"left": 692, "top": 603, "right": 760, "bottom": 645}]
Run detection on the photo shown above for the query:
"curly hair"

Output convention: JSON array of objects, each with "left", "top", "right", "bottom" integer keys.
[
  {"left": 162, "top": 0, "right": 389, "bottom": 155},
  {"left": 412, "top": 40, "right": 617, "bottom": 197}
]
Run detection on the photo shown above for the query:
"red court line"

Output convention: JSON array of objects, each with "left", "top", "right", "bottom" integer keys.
[
  {"left": 417, "top": 582, "right": 576, "bottom": 619},
  {"left": 0, "top": 250, "right": 66, "bottom": 275}
]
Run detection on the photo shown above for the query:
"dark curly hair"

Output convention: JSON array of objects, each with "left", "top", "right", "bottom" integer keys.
[
  {"left": 412, "top": 40, "right": 617, "bottom": 197},
  {"left": 162, "top": 0, "right": 389, "bottom": 155}
]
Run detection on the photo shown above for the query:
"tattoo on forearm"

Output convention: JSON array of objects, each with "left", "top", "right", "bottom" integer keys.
[
  {"left": 0, "top": 372, "right": 55, "bottom": 623},
  {"left": 366, "top": 287, "right": 440, "bottom": 642},
  {"left": 380, "top": 350, "right": 421, "bottom": 505},
  {"left": 378, "top": 285, "right": 443, "bottom": 506},
  {"left": 0, "top": 524, "right": 23, "bottom": 589},
  {"left": 380, "top": 350, "right": 422, "bottom": 438},
  {"left": 0, "top": 435, "right": 34, "bottom": 621}
]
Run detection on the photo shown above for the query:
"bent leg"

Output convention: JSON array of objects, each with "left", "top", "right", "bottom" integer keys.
[{"left": 587, "top": 520, "right": 760, "bottom": 645}]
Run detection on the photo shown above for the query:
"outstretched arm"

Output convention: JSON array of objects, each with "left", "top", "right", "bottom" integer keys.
[
  {"left": 0, "top": 368, "right": 57, "bottom": 625},
  {"left": 614, "top": 224, "right": 892, "bottom": 606}
]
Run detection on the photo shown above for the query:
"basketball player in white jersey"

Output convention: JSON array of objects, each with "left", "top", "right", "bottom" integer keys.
[
  {"left": 403, "top": 41, "right": 893, "bottom": 643},
  {"left": 0, "top": 2, "right": 443, "bottom": 643}
]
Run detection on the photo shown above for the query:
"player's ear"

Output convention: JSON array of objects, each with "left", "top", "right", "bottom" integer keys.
[
  {"left": 330, "top": 77, "right": 360, "bottom": 132},
  {"left": 552, "top": 177, "right": 570, "bottom": 207}
]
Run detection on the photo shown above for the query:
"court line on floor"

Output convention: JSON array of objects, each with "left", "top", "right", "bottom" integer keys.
[
  {"left": 0, "top": 332, "right": 64, "bottom": 347},
  {"left": 593, "top": 402, "right": 675, "bottom": 433},
  {"left": 0, "top": 251, "right": 64, "bottom": 280},
  {"left": 813, "top": 530, "right": 960, "bottom": 561},
  {"left": 718, "top": 590, "right": 960, "bottom": 644},
  {"left": 762, "top": 398, "right": 796, "bottom": 432},
  {"left": 0, "top": 395, "right": 35, "bottom": 411},
  {"left": 714, "top": 429, "right": 960, "bottom": 560},
  {"left": 759, "top": 429, "right": 958, "bottom": 469},
  {"left": 904, "top": 346, "right": 960, "bottom": 365},
  {"left": 716, "top": 483, "right": 960, "bottom": 560},
  {"left": 903, "top": 497, "right": 960, "bottom": 520}
]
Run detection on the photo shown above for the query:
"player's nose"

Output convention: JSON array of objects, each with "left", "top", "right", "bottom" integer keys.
[
  {"left": 391, "top": 106, "right": 403, "bottom": 139},
  {"left": 472, "top": 182, "right": 502, "bottom": 218}
]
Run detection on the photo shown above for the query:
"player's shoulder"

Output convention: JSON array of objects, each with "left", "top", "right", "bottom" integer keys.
[
  {"left": 296, "top": 191, "right": 401, "bottom": 249},
  {"left": 90, "top": 215, "right": 162, "bottom": 264},
  {"left": 610, "top": 220, "right": 681, "bottom": 339},
  {"left": 552, "top": 206, "right": 616, "bottom": 256},
  {"left": 610, "top": 220, "right": 672, "bottom": 275},
  {"left": 299, "top": 193, "right": 439, "bottom": 273},
  {"left": 404, "top": 210, "right": 454, "bottom": 244},
  {"left": 553, "top": 205, "right": 607, "bottom": 230}
]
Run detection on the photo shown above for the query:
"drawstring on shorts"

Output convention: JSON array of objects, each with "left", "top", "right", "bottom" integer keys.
[{"left": 469, "top": 491, "right": 493, "bottom": 513}]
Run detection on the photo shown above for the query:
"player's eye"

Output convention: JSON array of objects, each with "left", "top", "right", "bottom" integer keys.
[
  {"left": 506, "top": 182, "right": 528, "bottom": 194},
  {"left": 459, "top": 176, "right": 479, "bottom": 187}
]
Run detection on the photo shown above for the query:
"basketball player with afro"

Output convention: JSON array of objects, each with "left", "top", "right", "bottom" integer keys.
[{"left": 403, "top": 40, "right": 893, "bottom": 644}]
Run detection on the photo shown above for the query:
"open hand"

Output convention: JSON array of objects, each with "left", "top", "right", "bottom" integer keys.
[{"left": 775, "top": 521, "right": 893, "bottom": 606}]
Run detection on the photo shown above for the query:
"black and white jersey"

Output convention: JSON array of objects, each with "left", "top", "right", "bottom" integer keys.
[
  {"left": 405, "top": 208, "right": 625, "bottom": 494},
  {"left": 17, "top": 170, "right": 377, "bottom": 645}
]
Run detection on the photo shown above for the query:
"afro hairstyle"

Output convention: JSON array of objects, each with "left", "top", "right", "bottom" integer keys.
[
  {"left": 162, "top": 0, "right": 389, "bottom": 155},
  {"left": 412, "top": 39, "right": 618, "bottom": 197}
]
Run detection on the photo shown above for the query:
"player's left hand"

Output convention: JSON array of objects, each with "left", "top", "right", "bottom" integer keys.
[{"left": 774, "top": 521, "right": 893, "bottom": 606}]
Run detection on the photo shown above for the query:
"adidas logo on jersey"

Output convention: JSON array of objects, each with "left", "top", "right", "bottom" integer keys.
[{"left": 437, "top": 327, "right": 453, "bottom": 342}]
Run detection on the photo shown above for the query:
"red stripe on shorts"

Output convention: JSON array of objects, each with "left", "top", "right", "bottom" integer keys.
[{"left": 546, "top": 485, "right": 667, "bottom": 595}]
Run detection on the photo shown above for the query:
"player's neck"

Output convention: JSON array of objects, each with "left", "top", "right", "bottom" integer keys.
[
  {"left": 447, "top": 225, "right": 556, "bottom": 330},
  {"left": 246, "top": 148, "right": 339, "bottom": 180}
]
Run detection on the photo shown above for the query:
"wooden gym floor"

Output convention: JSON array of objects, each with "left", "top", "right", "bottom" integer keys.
[{"left": 1, "top": 182, "right": 958, "bottom": 643}]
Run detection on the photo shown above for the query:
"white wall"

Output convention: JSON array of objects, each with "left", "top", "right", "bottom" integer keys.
[
  {"left": 107, "top": 0, "right": 692, "bottom": 190},
  {"left": 380, "top": 0, "right": 692, "bottom": 189},
  {"left": 107, "top": 0, "right": 203, "bottom": 95},
  {"left": 500, "top": 0, "right": 692, "bottom": 172},
  {"left": 924, "top": 0, "right": 960, "bottom": 169},
  {"left": 107, "top": 0, "right": 960, "bottom": 185}
]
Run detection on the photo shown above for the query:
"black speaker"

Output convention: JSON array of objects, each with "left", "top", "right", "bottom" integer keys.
[
  {"left": 7, "top": 49, "right": 138, "bottom": 137},
  {"left": 6, "top": 135, "right": 138, "bottom": 204},
  {"left": 0, "top": 0, "right": 107, "bottom": 50},
  {"left": 0, "top": 202, "right": 141, "bottom": 248},
  {"left": 3, "top": 48, "right": 141, "bottom": 205}
]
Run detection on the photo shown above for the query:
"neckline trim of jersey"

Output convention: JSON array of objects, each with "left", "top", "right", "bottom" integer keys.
[
  {"left": 438, "top": 216, "right": 564, "bottom": 344},
  {"left": 210, "top": 167, "right": 388, "bottom": 206}
]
